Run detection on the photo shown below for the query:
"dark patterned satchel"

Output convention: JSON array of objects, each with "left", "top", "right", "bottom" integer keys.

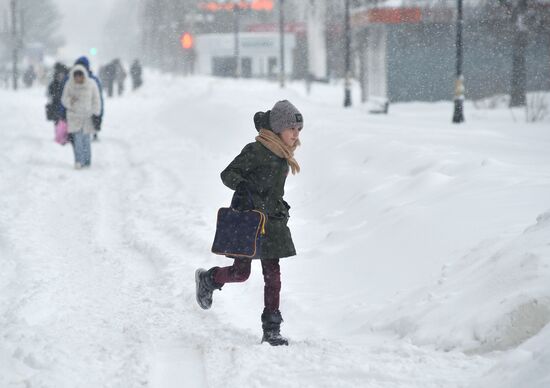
[{"left": 211, "top": 207, "right": 266, "bottom": 259}]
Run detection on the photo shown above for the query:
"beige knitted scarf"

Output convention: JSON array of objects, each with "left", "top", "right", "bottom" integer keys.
[{"left": 255, "top": 129, "right": 301, "bottom": 175}]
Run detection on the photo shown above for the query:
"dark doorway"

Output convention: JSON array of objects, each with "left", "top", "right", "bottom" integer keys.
[
  {"left": 268, "top": 57, "right": 277, "bottom": 78},
  {"left": 241, "top": 57, "right": 252, "bottom": 78},
  {"left": 212, "top": 57, "right": 237, "bottom": 77}
]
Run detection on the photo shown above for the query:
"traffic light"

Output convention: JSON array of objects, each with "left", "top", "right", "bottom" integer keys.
[{"left": 180, "top": 32, "right": 193, "bottom": 50}]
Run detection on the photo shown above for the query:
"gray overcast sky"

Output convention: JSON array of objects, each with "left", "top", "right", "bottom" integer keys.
[{"left": 52, "top": 0, "right": 115, "bottom": 65}]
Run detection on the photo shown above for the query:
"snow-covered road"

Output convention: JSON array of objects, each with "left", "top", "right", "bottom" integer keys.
[{"left": 1, "top": 74, "right": 549, "bottom": 387}]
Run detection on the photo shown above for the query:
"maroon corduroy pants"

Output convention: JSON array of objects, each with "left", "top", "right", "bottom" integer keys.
[{"left": 212, "top": 258, "right": 281, "bottom": 312}]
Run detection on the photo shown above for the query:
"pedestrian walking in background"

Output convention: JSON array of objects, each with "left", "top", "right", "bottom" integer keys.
[
  {"left": 98, "top": 65, "right": 109, "bottom": 95},
  {"left": 101, "top": 61, "right": 116, "bottom": 98},
  {"left": 46, "top": 62, "right": 68, "bottom": 124},
  {"left": 130, "top": 59, "right": 143, "bottom": 90},
  {"left": 72, "top": 56, "right": 104, "bottom": 141},
  {"left": 61, "top": 64, "right": 100, "bottom": 169},
  {"left": 23, "top": 65, "right": 36, "bottom": 88},
  {"left": 195, "top": 100, "right": 304, "bottom": 346},
  {"left": 113, "top": 59, "right": 127, "bottom": 96}
]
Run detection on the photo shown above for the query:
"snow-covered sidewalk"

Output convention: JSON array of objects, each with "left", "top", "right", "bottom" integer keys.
[{"left": 1, "top": 74, "right": 549, "bottom": 388}]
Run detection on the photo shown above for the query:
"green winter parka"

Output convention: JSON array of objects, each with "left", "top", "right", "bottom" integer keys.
[{"left": 221, "top": 141, "right": 296, "bottom": 259}]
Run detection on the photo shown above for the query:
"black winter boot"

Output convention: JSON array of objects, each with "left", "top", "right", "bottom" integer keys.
[
  {"left": 261, "top": 309, "right": 289, "bottom": 346},
  {"left": 195, "top": 267, "right": 222, "bottom": 310}
]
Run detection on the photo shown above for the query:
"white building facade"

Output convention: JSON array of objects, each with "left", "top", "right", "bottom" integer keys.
[{"left": 194, "top": 32, "right": 296, "bottom": 78}]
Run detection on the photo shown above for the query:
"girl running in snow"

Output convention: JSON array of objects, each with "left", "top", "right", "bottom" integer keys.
[{"left": 195, "top": 100, "right": 303, "bottom": 346}]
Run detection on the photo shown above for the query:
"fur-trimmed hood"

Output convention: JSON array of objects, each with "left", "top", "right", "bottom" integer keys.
[{"left": 68, "top": 64, "right": 91, "bottom": 85}]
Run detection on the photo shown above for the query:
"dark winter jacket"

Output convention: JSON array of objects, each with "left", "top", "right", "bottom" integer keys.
[
  {"left": 130, "top": 61, "right": 143, "bottom": 89},
  {"left": 48, "top": 79, "right": 66, "bottom": 122},
  {"left": 221, "top": 141, "right": 296, "bottom": 259}
]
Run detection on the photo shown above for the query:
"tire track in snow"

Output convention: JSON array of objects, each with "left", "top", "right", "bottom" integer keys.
[
  {"left": 148, "top": 342, "right": 208, "bottom": 388},
  {"left": 95, "top": 90, "right": 223, "bottom": 387},
  {"left": 0, "top": 113, "right": 166, "bottom": 386}
]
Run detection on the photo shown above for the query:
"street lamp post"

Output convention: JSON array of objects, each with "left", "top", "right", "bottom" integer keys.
[
  {"left": 10, "top": 0, "right": 18, "bottom": 90},
  {"left": 279, "top": 0, "right": 285, "bottom": 88},
  {"left": 344, "top": 0, "right": 352, "bottom": 107},
  {"left": 233, "top": 2, "right": 241, "bottom": 78},
  {"left": 452, "top": 0, "right": 465, "bottom": 123}
]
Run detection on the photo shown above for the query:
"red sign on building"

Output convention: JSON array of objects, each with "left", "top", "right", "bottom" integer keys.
[
  {"left": 352, "top": 8, "right": 422, "bottom": 27},
  {"left": 198, "top": 0, "right": 273, "bottom": 12}
]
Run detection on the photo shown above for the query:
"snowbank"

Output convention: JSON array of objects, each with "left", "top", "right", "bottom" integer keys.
[{"left": 370, "top": 211, "right": 550, "bottom": 354}]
